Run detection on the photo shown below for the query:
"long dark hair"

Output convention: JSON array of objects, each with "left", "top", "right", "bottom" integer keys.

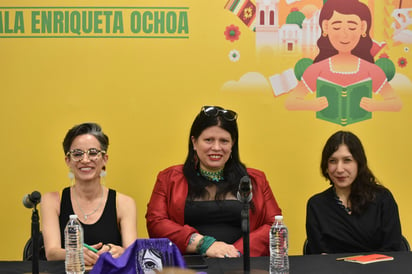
[
  {"left": 183, "top": 106, "right": 247, "bottom": 200},
  {"left": 320, "top": 131, "right": 385, "bottom": 214},
  {"left": 314, "top": 0, "right": 374, "bottom": 63}
]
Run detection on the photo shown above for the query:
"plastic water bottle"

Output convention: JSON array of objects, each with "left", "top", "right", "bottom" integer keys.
[
  {"left": 65, "top": 214, "right": 85, "bottom": 274},
  {"left": 269, "top": 215, "right": 289, "bottom": 274}
]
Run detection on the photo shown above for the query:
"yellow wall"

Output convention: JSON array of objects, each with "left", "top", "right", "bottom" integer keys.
[{"left": 1, "top": 0, "right": 411, "bottom": 260}]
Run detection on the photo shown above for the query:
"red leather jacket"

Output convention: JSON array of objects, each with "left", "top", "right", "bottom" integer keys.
[{"left": 146, "top": 165, "right": 282, "bottom": 256}]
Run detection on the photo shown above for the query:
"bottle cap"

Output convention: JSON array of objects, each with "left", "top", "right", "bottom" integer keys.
[{"left": 275, "top": 215, "right": 283, "bottom": 220}]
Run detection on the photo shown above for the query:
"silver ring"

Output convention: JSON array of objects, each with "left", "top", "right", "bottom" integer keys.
[
  {"left": 109, "top": 250, "right": 114, "bottom": 255},
  {"left": 224, "top": 254, "right": 229, "bottom": 258}
]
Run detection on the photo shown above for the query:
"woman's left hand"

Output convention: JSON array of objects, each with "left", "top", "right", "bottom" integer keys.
[
  {"left": 205, "top": 241, "right": 240, "bottom": 258},
  {"left": 99, "top": 243, "right": 125, "bottom": 258}
]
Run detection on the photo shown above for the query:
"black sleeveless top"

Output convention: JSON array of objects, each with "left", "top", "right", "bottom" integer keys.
[{"left": 59, "top": 187, "right": 122, "bottom": 247}]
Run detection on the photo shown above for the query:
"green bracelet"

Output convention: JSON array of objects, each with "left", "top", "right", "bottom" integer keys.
[{"left": 198, "top": 236, "right": 216, "bottom": 255}]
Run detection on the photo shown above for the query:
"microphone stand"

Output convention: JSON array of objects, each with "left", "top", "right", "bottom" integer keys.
[
  {"left": 31, "top": 204, "right": 40, "bottom": 274},
  {"left": 241, "top": 200, "right": 250, "bottom": 274},
  {"left": 230, "top": 177, "right": 267, "bottom": 274}
]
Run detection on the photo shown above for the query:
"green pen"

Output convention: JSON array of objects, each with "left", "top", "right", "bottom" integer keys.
[{"left": 83, "top": 243, "right": 98, "bottom": 253}]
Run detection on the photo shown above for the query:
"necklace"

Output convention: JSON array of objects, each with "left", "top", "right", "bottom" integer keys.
[
  {"left": 333, "top": 187, "right": 352, "bottom": 214},
  {"left": 73, "top": 185, "right": 104, "bottom": 220},
  {"left": 199, "top": 168, "right": 224, "bottom": 182}
]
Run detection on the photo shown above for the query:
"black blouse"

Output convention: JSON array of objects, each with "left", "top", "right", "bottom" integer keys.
[
  {"left": 185, "top": 199, "right": 243, "bottom": 244},
  {"left": 306, "top": 187, "right": 402, "bottom": 254}
]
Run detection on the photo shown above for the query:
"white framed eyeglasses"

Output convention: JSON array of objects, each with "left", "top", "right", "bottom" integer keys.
[{"left": 66, "top": 148, "right": 106, "bottom": 162}]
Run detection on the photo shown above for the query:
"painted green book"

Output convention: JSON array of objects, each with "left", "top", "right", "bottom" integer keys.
[{"left": 316, "top": 77, "right": 372, "bottom": 126}]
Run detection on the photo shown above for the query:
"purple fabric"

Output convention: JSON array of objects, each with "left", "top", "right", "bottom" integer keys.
[{"left": 89, "top": 238, "right": 187, "bottom": 274}]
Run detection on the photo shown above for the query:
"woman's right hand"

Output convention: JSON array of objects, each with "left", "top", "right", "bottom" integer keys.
[{"left": 205, "top": 241, "right": 240, "bottom": 258}]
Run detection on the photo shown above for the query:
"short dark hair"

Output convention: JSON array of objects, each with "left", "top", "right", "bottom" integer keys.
[{"left": 62, "top": 122, "right": 109, "bottom": 155}]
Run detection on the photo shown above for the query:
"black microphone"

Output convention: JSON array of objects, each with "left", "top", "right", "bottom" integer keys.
[
  {"left": 237, "top": 176, "right": 252, "bottom": 203},
  {"left": 23, "top": 191, "right": 41, "bottom": 209}
]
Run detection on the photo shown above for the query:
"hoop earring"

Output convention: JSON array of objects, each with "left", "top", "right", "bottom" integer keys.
[{"left": 68, "top": 170, "right": 74, "bottom": 186}]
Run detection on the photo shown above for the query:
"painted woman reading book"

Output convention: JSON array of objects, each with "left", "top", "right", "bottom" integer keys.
[{"left": 285, "top": 0, "right": 402, "bottom": 113}]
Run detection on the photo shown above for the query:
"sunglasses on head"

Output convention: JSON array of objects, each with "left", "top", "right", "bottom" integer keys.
[{"left": 201, "top": 106, "right": 238, "bottom": 121}]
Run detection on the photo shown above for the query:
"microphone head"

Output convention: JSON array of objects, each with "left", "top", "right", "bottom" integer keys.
[
  {"left": 237, "top": 176, "right": 252, "bottom": 203},
  {"left": 239, "top": 176, "right": 251, "bottom": 190},
  {"left": 23, "top": 191, "right": 41, "bottom": 208},
  {"left": 23, "top": 195, "right": 33, "bottom": 209}
]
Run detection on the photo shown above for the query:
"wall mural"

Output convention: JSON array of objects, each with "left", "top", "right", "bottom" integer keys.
[{"left": 221, "top": 0, "right": 411, "bottom": 126}]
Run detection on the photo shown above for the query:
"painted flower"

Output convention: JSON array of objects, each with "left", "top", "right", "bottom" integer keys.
[
  {"left": 398, "top": 57, "right": 407, "bottom": 68},
  {"left": 224, "top": 25, "right": 241, "bottom": 42},
  {"left": 229, "top": 50, "right": 240, "bottom": 62},
  {"left": 243, "top": 7, "right": 254, "bottom": 21}
]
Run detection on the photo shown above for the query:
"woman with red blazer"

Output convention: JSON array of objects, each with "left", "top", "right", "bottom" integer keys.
[{"left": 146, "top": 106, "right": 282, "bottom": 258}]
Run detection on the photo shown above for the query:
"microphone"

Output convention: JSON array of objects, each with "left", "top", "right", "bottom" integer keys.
[
  {"left": 237, "top": 176, "right": 252, "bottom": 203},
  {"left": 23, "top": 191, "right": 41, "bottom": 208}
]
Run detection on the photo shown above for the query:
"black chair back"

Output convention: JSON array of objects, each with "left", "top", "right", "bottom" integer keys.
[
  {"left": 23, "top": 232, "right": 47, "bottom": 261},
  {"left": 401, "top": 235, "right": 410, "bottom": 251},
  {"left": 303, "top": 239, "right": 309, "bottom": 255}
]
